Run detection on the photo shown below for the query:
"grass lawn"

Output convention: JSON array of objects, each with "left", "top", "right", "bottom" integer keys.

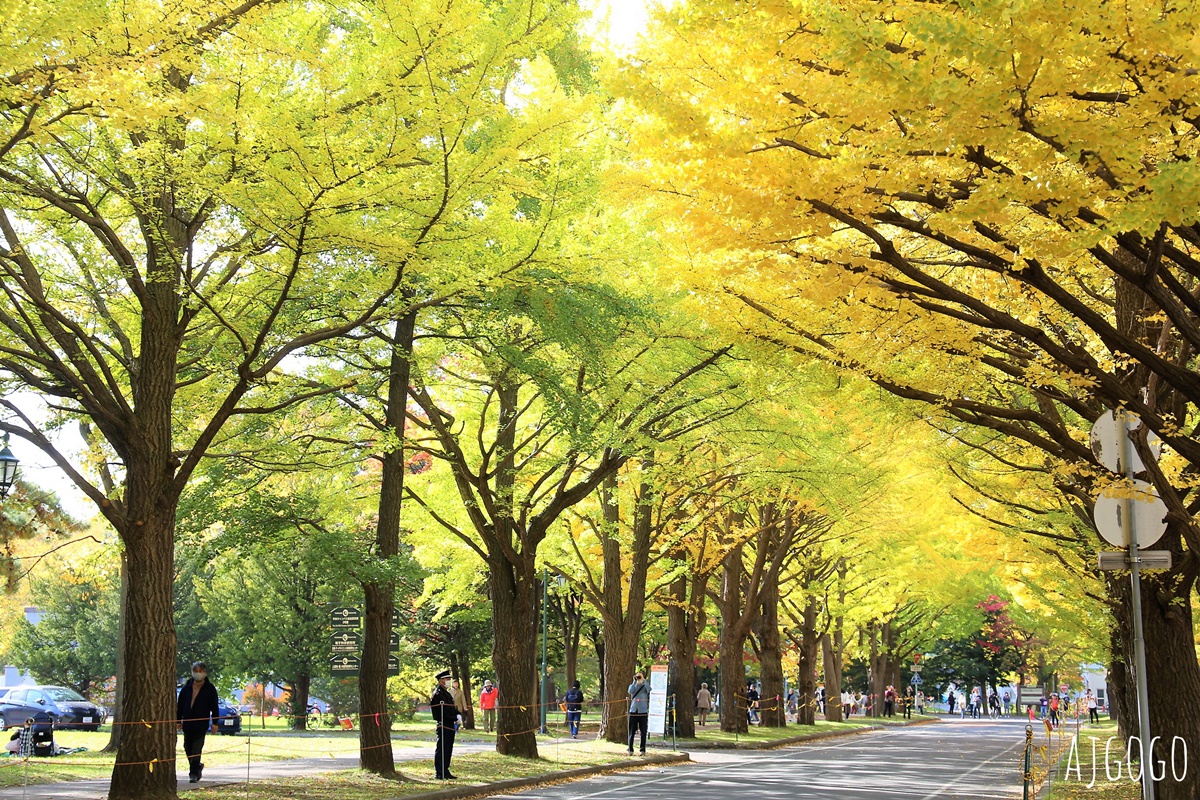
[
  {"left": 0, "top": 726, "right": 425, "bottom": 789},
  {"left": 1044, "top": 720, "right": 1140, "bottom": 800},
  {"left": 182, "top": 740, "right": 654, "bottom": 799}
]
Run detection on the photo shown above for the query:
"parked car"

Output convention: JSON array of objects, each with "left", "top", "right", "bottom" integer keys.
[
  {"left": 215, "top": 700, "right": 242, "bottom": 735},
  {"left": 0, "top": 686, "right": 106, "bottom": 731}
]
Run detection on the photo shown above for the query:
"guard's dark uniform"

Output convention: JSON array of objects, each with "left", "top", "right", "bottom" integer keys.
[{"left": 431, "top": 672, "right": 457, "bottom": 779}]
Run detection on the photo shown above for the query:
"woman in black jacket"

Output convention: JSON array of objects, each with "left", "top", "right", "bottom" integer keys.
[{"left": 177, "top": 661, "right": 221, "bottom": 783}]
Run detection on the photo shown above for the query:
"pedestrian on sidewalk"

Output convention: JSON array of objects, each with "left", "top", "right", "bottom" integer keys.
[
  {"left": 883, "top": 685, "right": 896, "bottom": 717},
  {"left": 696, "top": 683, "right": 712, "bottom": 727},
  {"left": 1086, "top": 690, "right": 1099, "bottom": 724},
  {"left": 564, "top": 681, "right": 584, "bottom": 738},
  {"left": 902, "top": 687, "right": 913, "bottom": 719},
  {"left": 946, "top": 686, "right": 956, "bottom": 715},
  {"left": 431, "top": 669, "right": 457, "bottom": 780},
  {"left": 177, "top": 661, "right": 221, "bottom": 784},
  {"left": 746, "top": 682, "right": 760, "bottom": 725},
  {"left": 627, "top": 672, "right": 650, "bottom": 755},
  {"left": 480, "top": 680, "right": 498, "bottom": 733},
  {"left": 451, "top": 679, "right": 470, "bottom": 730}
]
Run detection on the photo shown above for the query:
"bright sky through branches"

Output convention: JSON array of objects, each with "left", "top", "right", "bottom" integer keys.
[{"left": 586, "top": 0, "right": 651, "bottom": 51}]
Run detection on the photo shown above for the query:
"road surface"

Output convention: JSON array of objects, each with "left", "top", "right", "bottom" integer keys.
[{"left": 485, "top": 719, "right": 1028, "bottom": 800}]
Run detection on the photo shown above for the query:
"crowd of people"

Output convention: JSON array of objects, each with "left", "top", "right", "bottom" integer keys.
[{"left": 423, "top": 666, "right": 1106, "bottom": 780}]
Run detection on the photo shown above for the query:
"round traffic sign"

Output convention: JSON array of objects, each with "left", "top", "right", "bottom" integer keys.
[
  {"left": 1089, "top": 411, "right": 1161, "bottom": 474},
  {"left": 1093, "top": 479, "right": 1168, "bottom": 548}
]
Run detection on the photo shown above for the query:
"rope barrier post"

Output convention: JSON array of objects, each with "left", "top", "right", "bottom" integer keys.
[
  {"left": 246, "top": 734, "right": 251, "bottom": 788},
  {"left": 1022, "top": 725, "right": 1033, "bottom": 800}
]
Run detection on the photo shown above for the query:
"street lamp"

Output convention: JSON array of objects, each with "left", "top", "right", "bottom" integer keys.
[
  {"left": 540, "top": 567, "right": 549, "bottom": 734},
  {"left": 0, "top": 435, "right": 18, "bottom": 497}
]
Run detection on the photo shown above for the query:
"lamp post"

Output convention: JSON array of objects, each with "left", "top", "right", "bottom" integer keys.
[
  {"left": 539, "top": 567, "right": 549, "bottom": 734},
  {"left": 0, "top": 435, "right": 18, "bottom": 498}
]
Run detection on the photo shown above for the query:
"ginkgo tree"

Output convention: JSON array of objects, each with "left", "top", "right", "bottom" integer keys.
[
  {"left": 617, "top": 1, "right": 1200, "bottom": 789},
  {"left": 0, "top": 0, "right": 587, "bottom": 794}
]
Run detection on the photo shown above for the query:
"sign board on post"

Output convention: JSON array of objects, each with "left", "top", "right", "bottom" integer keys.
[
  {"left": 911, "top": 664, "right": 922, "bottom": 673},
  {"left": 331, "top": 630, "right": 362, "bottom": 653},
  {"left": 1093, "top": 480, "right": 1168, "bottom": 548},
  {"left": 647, "top": 665, "right": 668, "bottom": 736},
  {"left": 389, "top": 630, "right": 400, "bottom": 651},
  {"left": 1099, "top": 551, "right": 1173, "bottom": 571},
  {"left": 387, "top": 654, "right": 401, "bottom": 677},
  {"left": 1090, "top": 410, "right": 1161, "bottom": 474},
  {"left": 330, "top": 606, "right": 363, "bottom": 629},
  {"left": 329, "top": 655, "right": 361, "bottom": 677}
]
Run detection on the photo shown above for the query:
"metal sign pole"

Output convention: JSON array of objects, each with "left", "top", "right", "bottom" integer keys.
[{"left": 1118, "top": 412, "right": 1156, "bottom": 800}]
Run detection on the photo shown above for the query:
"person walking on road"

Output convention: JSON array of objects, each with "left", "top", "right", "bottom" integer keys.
[
  {"left": 627, "top": 672, "right": 651, "bottom": 755},
  {"left": 479, "top": 680, "right": 498, "bottom": 733},
  {"left": 696, "top": 683, "right": 712, "bottom": 727},
  {"left": 564, "top": 680, "right": 585, "bottom": 739},
  {"left": 177, "top": 661, "right": 221, "bottom": 784},
  {"left": 431, "top": 669, "right": 458, "bottom": 779}
]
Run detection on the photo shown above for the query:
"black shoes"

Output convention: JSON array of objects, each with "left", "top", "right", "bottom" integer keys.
[{"left": 188, "top": 763, "right": 204, "bottom": 783}]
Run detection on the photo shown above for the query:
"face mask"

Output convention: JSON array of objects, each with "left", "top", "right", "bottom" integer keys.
[{"left": 192, "top": 671, "right": 206, "bottom": 682}]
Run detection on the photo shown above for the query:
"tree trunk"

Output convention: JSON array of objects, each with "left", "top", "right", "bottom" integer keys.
[
  {"left": 490, "top": 555, "right": 540, "bottom": 757},
  {"left": 795, "top": 598, "right": 819, "bottom": 726},
  {"left": 821, "top": 633, "right": 843, "bottom": 723},
  {"left": 290, "top": 672, "right": 311, "bottom": 731},
  {"left": 665, "top": 572, "right": 705, "bottom": 739},
  {"left": 103, "top": 554, "right": 128, "bottom": 754},
  {"left": 587, "top": 621, "right": 605, "bottom": 701},
  {"left": 601, "top": 623, "right": 639, "bottom": 744},
  {"left": 109, "top": 509, "right": 179, "bottom": 800},
  {"left": 868, "top": 624, "right": 885, "bottom": 718},
  {"left": 360, "top": 309, "right": 415, "bottom": 776},
  {"left": 755, "top": 571, "right": 785, "bottom": 728},
  {"left": 1107, "top": 554, "right": 1200, "bottom": 800},
  {"left": 552, "top": 591, "right": 584, "bottom": 688},
  {"left": 718, "top": 618, "right": 748, "bottom": 733},
  {"left": 595, "top": 468, "right": 654, "bottom": 744}
]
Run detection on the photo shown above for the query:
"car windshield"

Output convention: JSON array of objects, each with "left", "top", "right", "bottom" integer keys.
[{"left": 45, "top": 687, "right": 87, "bottom": 703}]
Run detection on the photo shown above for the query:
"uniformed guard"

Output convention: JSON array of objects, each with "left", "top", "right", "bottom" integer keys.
[{"left": 431, "top": 669, "right": 457, "bottom": 779}]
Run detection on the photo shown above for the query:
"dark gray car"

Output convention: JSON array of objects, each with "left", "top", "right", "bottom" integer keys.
[{"left": 0, "top": 686, "right": 106, "bottom": 731}]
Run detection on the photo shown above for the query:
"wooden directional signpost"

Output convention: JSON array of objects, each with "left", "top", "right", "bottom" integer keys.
[
  {"left": 328, "top": 604, "right": 400, "bottom": 678},
  {"left": 1089, "top": 410, "right": 1165, "bottom": 800},
  {"left": 330, "top": 605, "right": 363, "bottom": 629}
]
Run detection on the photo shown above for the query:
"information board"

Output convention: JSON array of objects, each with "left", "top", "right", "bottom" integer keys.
[{"left": 647, "top": 665, "right": 668, "bottom": 736}]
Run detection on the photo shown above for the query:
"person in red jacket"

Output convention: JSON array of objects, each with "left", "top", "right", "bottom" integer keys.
[{"left": 479, "top": 680, "right": 498, "bottom": 733}]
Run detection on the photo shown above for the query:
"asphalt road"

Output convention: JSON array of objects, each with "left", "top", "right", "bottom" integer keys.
[{"left": 486, "top": 719, "right": 1030, "bottom": 800}]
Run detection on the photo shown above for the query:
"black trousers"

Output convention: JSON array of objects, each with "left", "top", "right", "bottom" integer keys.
[
  {"left": 434, "top": 722, "right": 455, "bottom": 777},
  {"left": 627, "top": 713, "right": 648, "bottom": 753},
  {"left": 1089, "top": 708, "right": 1099, "bottom": 723},
  {"left": 182, "top": 729, "right": 207, "bottom": 777}
]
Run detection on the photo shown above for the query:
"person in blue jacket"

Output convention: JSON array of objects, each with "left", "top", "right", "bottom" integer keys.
[
  {"left": 563, "top": 681, "right": 585, "bottom": 739},
  {"left": 626, "top": 672, "right": 650, "bottom": 755},
  {"left": 177, "top": 661, "right": 221, "bottom": 783}
]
